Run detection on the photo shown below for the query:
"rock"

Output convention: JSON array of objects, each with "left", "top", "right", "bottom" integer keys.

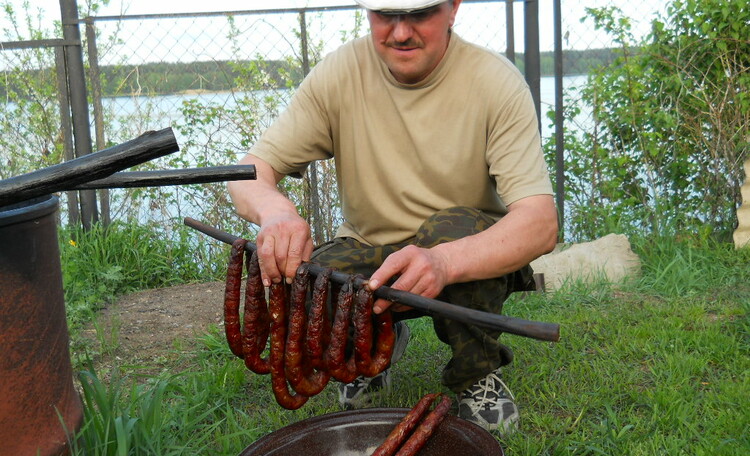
[
  {"left": 733, "top": 157, "right": 750, "bottom": 249},
  {"left": 530, "top": 233, "right": 642, "bottom": 291}
]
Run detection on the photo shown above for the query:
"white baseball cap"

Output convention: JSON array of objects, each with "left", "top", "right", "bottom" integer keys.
[{"left": 354, "top": 1, "right": 448, "bottom": 14}]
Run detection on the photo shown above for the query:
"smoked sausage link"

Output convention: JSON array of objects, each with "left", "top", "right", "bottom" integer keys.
[
  {"left": 371, "top": 393, "right": 440, "bottom": 456},
  {"left": 268, "top": 281, "right": 309, "bottom": 410},
  {"left": 242, "top": 251, "right": 271, "bottom": 374},
  {"left": 223, "top": 238, "right": 247, "bottom": 359},
  {"left": 353, "top": 287, "right": 375, "bottom": 376},
  {"left": 324, "top": 278, "right": 358, "bottom": 383},
  {"left": 353, "top": 288, "right": 396, "bottom": 377},
  {"left": 285, "top": 265, "right": 331, "bottom": 396},
  {"left": 306, "top": 268, "right": 332, "bottom": 370},
  {"left": 395, "top": 394, "right": 453, "bottom": 456}
]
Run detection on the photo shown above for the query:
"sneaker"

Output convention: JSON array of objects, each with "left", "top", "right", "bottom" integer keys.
[
  {"left": 338, "top": 321, "right": 411, "bottom": 409},
  {"left": 457, "top": 367, "right": 519, "bottom": 434}
]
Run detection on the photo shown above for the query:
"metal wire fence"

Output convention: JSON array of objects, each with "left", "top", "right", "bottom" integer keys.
[{"left": 1, "top": 0, "right": 667, "bottom": 237}]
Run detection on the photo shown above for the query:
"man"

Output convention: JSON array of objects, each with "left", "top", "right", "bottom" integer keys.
[{"left": 228, "top": 0, "right": 558, "bottom": 434}]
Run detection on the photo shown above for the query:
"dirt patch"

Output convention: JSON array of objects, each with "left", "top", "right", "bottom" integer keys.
[{"left": 78, "top": 282, "right": 228, "bottom": 370}]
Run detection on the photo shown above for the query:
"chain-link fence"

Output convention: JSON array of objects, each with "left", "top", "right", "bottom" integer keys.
[{"left": 1, "top": 0, "right": 668, "bottom": 240}]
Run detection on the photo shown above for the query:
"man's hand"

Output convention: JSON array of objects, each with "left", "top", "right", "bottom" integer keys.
[
  {"left": 228, "top": 153, "right": 313, "bottom": 287},
  {"left": 364, "top": 194, "right": 558, "bottom": 314},
  {"left": 256, "top": 211, "right": 314, "bottom": 287},
  {"left": 366, "top": 245, "right": 451, "bottom": 314}
]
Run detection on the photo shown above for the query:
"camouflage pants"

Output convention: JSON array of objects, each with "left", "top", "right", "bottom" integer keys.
[{"left": 311, "top": 206, "right": 536, "bottom": 393}]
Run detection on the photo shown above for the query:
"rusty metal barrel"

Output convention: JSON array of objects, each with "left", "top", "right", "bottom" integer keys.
[{"left": 0, "top": 194, "right": 82, "bottom": 455}]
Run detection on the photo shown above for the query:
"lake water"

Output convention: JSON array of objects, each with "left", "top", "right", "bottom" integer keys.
[{"left": 102, "top": 75, "right": 590, "bottom": 153}]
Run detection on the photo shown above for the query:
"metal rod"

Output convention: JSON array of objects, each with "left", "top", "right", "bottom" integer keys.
[
  {"left": 553, "top": 0, "right": 565, "bottom": 240},
  {"left": 524, "top": 0, "right": 541, "bottom": 131},
  {"left": 505, "top": 0, "right": 515, "bottom": 63},
  {"left": 184, "top": 217, "right": 560, "bottom": 342},
  {"left": 70, "top": 165, "right": 257, "bottom": 189}
]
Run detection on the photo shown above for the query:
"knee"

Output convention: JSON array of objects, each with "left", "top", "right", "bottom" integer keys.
[{"left": 415, "top": 207, "right": 495, "bottom": 247}]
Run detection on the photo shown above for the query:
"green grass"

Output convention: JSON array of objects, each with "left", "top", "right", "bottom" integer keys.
[
  {"left": 62, "top": 228, "right": 750, "bottom": 455},
  {"left": 60, "top": 221, "right": 227, "bottom": 322},
  {"left": 60, "top": 221, "right": 228, "bottom": 362}
]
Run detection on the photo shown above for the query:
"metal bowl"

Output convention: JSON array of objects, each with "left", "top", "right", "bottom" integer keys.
[{"left": 240, "top": 407, "right": 504, "bottom": 456}]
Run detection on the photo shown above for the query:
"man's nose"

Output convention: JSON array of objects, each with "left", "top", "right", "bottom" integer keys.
[{"left": 391, "top": 16, "right": 415, "bottom": 42}]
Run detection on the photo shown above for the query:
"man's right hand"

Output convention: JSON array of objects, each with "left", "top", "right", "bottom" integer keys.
[
  {"left": 228, "top": 153, "right": 313, "bottom": 287},
  {"left": 255, "top": 211, "right": 314, "bottom": 287}
]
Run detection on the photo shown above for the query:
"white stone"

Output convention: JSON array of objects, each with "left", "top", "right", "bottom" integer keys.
[
  {"left": 733, "top": 157, "right": 750, "bottom": 249},
  {"left": 530, "top": 233, "right": 642, "bottom": 291}
]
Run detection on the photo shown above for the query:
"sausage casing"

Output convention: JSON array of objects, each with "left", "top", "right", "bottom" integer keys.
[
  {"left": 268, "top": 281, "right": 309, "bottom": 410},
  {"left": 223, "top": 238, "right": 246, "bottom": 359},
  {"left": 371, "top": 393, "right": 440, "bottom": 456},
  {"left": 394, "top": 394, "right": 452, "bottom": 455},
  {"left": 242, "top": 250, "right": 271, "bottom": 374}
]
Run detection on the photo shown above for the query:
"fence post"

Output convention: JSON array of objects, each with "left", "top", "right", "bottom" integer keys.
[
  {"left": 59, "top": 0, "right": 98, "bottom": 230},
  {"left": 553, "top": 0, "right": 564, "bottom": 239},
  {"left": 54, "top": 46, "right": 81, "bottom": 228},
  {"left": 505, "top": 0, "right": 515, "bottom": 63},
  {"left": 298, "top": 10, "right": 325, "bottom": 245},
  {"left": 85, "top": 18, "right": 110, "bottom": 226},
  {"left": 523, "top": 0, "right": 541, "bottom": 131}
]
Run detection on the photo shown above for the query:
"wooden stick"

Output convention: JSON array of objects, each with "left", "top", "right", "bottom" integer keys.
[
  {"left": 184, "top": 217, "right": 561, "bottom": 342},
  {"left": 69, "top": 165, "right": 256, "bottom": 189},
  {"left": 0, "top": 128, "right": 178, "bottom": 207}
]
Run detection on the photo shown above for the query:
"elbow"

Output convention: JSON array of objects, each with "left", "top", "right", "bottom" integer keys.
[
  {"left": 540, "top": 211, "right": 559, "bottom": 255},
  {"left": 541, "top": 226, "right": 558, "bottom": 254}
]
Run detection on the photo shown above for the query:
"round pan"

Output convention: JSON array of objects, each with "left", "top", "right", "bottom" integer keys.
[{"left": 240, "top": 408, "right": 504, "bottom": 456}]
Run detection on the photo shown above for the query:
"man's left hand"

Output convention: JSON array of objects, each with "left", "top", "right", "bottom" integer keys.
[{"left": 366, "top": 245, "right": 451, "bottom": 314}]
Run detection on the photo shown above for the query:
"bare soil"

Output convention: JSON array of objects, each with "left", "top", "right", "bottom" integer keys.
[{"left": 78, "top": 281, "right": 228, "bottom": 370}]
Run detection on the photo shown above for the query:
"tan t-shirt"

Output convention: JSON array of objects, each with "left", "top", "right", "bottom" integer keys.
[{"left": 250, "top": 33, "right": 553, "bottom": 246}]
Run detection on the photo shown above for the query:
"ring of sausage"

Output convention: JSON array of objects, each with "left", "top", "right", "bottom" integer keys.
[
  {"left": 223, "top": 242, "right": 399, "bottom": 409},
  {"left": 324, "top": 277, "right": 358, "bottom": 384},
  {"left": 285, "top": 265, "right": 331, "bottom": 396}
]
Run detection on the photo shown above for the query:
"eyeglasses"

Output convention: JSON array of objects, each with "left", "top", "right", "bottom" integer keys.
[{"left": 373, "top": 4, "right": 444, "bottom": 25}]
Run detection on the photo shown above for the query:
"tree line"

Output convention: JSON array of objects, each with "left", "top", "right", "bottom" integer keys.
[{"left": 1, "top": 48, "right": 617, "bottom": 99}]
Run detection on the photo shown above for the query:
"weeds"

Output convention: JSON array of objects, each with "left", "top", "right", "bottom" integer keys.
[{"left": 60, "top": 221, "right": 227, "bottom": 330}]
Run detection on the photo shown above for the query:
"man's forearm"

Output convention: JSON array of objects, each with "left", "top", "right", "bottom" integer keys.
[
  {"left": 228, "top": 154, "right": 295, "bottom": 224},
  {"left": 434, "top": 195, "right": 558, "bottom": 284}
]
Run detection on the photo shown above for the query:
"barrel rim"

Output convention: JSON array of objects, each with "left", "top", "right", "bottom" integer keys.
[{"left": 0, "top": 194, "right": 59, "bottom": 227}]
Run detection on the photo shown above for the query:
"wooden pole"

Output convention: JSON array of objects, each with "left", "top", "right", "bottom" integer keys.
[
  {"left": 69, "top": 165, "right": 256, "bottom": 190},
  {"left": 0, "top": 128, "right": 179, "bottom": 208}
]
